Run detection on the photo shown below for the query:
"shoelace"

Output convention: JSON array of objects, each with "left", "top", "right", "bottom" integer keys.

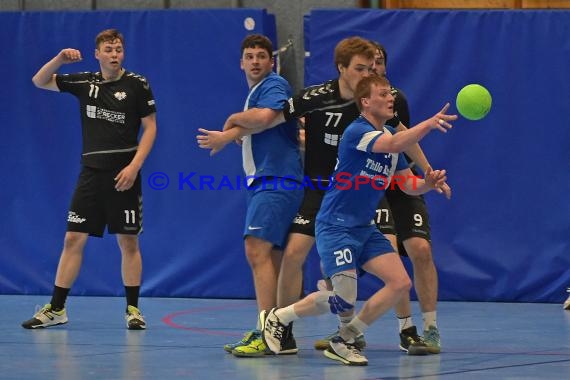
[
  {"left": 344, "top": 342, "right": 364, "bottom": 357},
  {"left": 411, "top": 334, "right": 424, "bottom": 343},
  {"left": 402, "top": 329, "right": 423, "bottom": 343},
  {"left": 268, "top": 320, "right": 286, "bottom": 339},
  {"left": 425, "top": 329, "right": 440, "bottom": 341},
  {"left": 34, "top": 305, "right": 51, "bottom": 317}
]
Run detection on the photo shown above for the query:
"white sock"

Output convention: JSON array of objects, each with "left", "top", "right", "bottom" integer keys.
[
  {"left": 347, "top": 316, "right": 369, "bottom": 336},
  {"left": 339, "top": 312, "right": 355, "bottom": 328},
  {"left": 422, "top": 311, "right": 437, "bottom": 331},
  {"left": 398, "top": 316, "right": 414, "bottom": 332},
  {"left": 275, "top": 305, "right": 299, "bottom": 325}
]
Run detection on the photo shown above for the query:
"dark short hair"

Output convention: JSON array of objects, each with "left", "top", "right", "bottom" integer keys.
[
  {"left": 354, "top": 75, "right": 391, "bottom": 111},
  {"left": 369, "top": 40, "right": 388, "bottom": 66},
  {"left": 241, "top": 34, "right": 273, "bottom": 57},
  {"left": 95, "top": 29, "right": 124, "bottom": 49}
]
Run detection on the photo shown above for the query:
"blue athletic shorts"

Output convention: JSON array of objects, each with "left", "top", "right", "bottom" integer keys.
[
  {"left": 316, "top": 221, "right": 395, "bottom": 278},
  {"left": 244, "top": 177, "right": 303, "bottom": 249}
]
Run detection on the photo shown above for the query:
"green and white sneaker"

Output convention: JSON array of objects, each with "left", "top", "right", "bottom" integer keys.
[
  {"left": 22, "top": 304, "right": 68, "bottom": 329},
  {"left": 224, "top": 330, "right": 260, "bottom": 353},
  {"left": 232, "top": 335, "right": 269, "bottom": 357},
  {"left": 126, "top": 305, "right": 146, "bottom": 330},
  {"left": 423, "top": 326, "right": 441, "bottom": 354}
]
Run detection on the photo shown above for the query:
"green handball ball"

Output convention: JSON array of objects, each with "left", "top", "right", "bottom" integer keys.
[{"left": 456, "top": 84, "right": 492, "bottom": 121}]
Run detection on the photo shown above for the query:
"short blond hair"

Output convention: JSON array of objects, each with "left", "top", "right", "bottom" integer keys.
[{"left": 354, "top": 75, "right": 391, "bottom": 111}]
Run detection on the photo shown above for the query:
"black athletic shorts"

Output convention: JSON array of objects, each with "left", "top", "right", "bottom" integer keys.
[
  {"left": 375, "top": 186, "right": 430, "bottom": 256},
  {"left": 67, "top": 166, "right": 143, "bottom": 237},
  {"left": 289, "top": 187, "right": 326, "bottom": 237}
]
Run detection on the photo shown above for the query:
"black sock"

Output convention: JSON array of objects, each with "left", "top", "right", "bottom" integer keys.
[
  {"left": 125, "top": 285, "right": 140, "bottom": 311},
  {"left": 50, "top": 286, "right": 70, "bottom": 311}
]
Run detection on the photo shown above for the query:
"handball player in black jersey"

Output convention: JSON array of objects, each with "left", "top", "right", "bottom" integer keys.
[
  {"left": 22, "top": 29, "right": 156, "bottom": 330},
  {"left": 371, "top": 41, "right": 450, "bottom": 354}
]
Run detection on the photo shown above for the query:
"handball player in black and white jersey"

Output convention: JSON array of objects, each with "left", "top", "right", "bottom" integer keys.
[
  {"left": 371, "top": 41, "right": 450, "bottom": 354},
  {"left": 22, "top": 29, "right": 157, "bottom": 331}
]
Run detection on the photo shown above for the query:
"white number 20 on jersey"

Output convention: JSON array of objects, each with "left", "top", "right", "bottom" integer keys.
[{"left": 334, "top": 248, "right": 353, "bottom": 266}]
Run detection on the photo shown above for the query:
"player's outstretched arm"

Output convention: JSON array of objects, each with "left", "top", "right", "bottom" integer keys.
[
  {"left": 197, "top": 126, "right": 264, "bottom": 156},
  {"left": 397, "top": 122, "right": 452, "bottom": 199},
  {"left": 32, "top": 48, "right": 83, "bottom": 91},
  {"left": 372, "top": 103, "right": 456, "bottom": 154},
  {"left": 222, "top": 108, "right": 284, "bottom": 131}
]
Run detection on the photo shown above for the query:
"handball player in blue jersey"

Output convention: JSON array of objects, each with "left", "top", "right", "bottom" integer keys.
[
  {"left": 197, "top": 34, "right": 303, "bottom": 357},
  {"left": 260, "top": 75, "right": 456, "bottom": 366}
]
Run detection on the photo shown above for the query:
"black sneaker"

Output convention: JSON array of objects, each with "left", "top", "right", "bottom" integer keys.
[
  {"left": 279, "top": 322, "right": 298, "bottom": 355},
  {"left": 399, "top": 326, "right": 429, "bottom": 355}
]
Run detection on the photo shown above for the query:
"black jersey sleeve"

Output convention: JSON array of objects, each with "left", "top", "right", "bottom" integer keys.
[
  {"left": 282, "top": 80, "right": 337, "bottom": 121},
  {"left": 393, "top": 87, "right": 410, "bottom": 127},
  {"left": 55, "top": 72, "right": 91, "bottom": 96},
  {"left": 129, "top": 74, "right": 157, "bottom": 118}
]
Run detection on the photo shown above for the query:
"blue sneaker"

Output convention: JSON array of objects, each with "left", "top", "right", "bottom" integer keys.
[{"left": 423, "top": 326, "right": 441, "bottom": 354}]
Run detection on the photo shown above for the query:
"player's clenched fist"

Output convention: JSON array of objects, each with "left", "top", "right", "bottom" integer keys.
[{"left": 58, "top": 48, "right": 82, "bottom": 64}]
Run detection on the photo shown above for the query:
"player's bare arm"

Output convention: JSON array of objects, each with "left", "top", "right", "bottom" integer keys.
[
  {"left": 32, "top": 48, "right": 83, "bottom": 91},
  {"left": 373, "top": 104, "right": 456, "bottom": 154},
  {"left": 115, "top": 113, "right": 157, "bottom": 191},
  {"left": 197, "top": 125, "right": 266, "bottom": 156},
  {"left": 222, "top": 108, "right": 284, "bottom": 131}
]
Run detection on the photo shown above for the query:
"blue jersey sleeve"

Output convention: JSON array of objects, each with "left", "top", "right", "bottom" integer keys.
[
  {"left": 249, "top": 74, "right": 291, "bottom": 111},
  {"left": 344, "top": 120, "right": 384, "bottom": 154}
]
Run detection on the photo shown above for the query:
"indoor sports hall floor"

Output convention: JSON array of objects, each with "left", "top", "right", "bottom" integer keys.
[{"left": 2, "top": 296, "right": 569, "bottom": 379}]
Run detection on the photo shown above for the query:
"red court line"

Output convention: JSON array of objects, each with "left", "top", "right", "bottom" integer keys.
[{"left": 162, "top": 301, "right": 254, "bottom": 336}]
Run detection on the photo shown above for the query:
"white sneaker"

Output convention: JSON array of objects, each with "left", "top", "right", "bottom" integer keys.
[
  {"left": 261, "top": 308, "right": 287, "bottom": 354},
  {"left": 21, "top": 304, "right": 68, "bottom": 329},
  {"left": 324, "top": 336, "right": 368, "bottom": 366},
  {"left": 564, "top": 288, "right": 570, "bottom": 310}
]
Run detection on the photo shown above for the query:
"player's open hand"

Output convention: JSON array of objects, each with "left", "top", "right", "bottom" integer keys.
[
  {"left": 437, "top": 181, "right": 452, "bottom": 199},
  {"left": 197, "top": 128, "right": 229, "bottom": 156},
  {"left": 431, "top": 103, "right": 457, "bottom": 132},
  {"left": 114, "top": 164, "right": 138, "bottom": 192},
  {"left": 424, "top": 166, "right": 447, "bottom": 192}
]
